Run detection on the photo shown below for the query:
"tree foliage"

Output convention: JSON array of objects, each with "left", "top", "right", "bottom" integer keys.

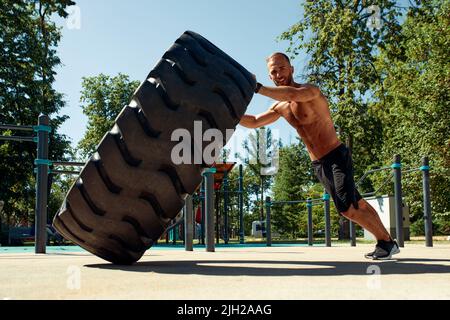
[
  {"left": 77, "top": 73, "right": 140, "bottom": 158},
  {"left": 0, "top": 0, "right": 74, "bottom": 228},
  {"left": 372, "top": 0, "right": 450, "bottom": 233}
]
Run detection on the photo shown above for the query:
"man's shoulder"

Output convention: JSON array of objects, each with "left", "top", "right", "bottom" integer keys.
[
  {"left": 270, "top": 101, "right": 290, "bottom": 113},
  {"left": 300, "top": 83, "right": 321, "bottom": 92}
]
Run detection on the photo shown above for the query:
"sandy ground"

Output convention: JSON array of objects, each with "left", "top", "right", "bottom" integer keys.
[{"left": 1, "top": 244, "right": 449, "bottom": 300}]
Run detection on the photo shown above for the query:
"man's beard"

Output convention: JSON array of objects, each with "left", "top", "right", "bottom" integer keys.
[{"left": 275, "top": 75, "right": 293, "bottom": 86}]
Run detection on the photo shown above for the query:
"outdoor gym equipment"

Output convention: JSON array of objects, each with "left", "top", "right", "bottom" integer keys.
[
  {"left": 0, "top": 115, "right": 85, "bottom": 252},
  {"left": 265, "top": 155, "right": 433, "bottom": 248}
]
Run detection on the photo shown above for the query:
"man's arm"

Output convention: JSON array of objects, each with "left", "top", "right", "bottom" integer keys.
[
  {"left": 239, "top": 103, "right": 281, "bottom": 129},
  {"left": 258, "top": 84, "right": 320, "bottom": 102}
]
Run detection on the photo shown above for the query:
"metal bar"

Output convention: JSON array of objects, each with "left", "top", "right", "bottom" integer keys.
[
  {"left": 166, "top": 216, "right": 184, "bottom": 232},
  {"left": 393, "top": 155, "right": 405, "bottom": 247},
  {"left": 271, "top": 200, "right": 307, "bottom": 205},
  {"left": 200, "top": 181, "right": 205, "bottom": 245},
  {"left": 0, "top": 124, "right": 34, "bottom": 131},
  {"left": 35, "top": 115, "right": 49, "bottom": 254},
  {"left": 0, "top": 136, "right": 34, "bottom": 142},
  {"left": 361, "top": 192, "right": 376, "bottom": 198},
  {"left": 422, "top": 157, "right": 433, "bottom": 247},
  {"left": 215, "top": 190, "right": 220, "bottom": 245},
  {"left": 350, "top": 221, "right": 356, "bottom": 247},
  {"left": 307, "top": 198, "right": 313, "bottom": 246},
  {"left": 356, "top": 167, "right": 391, "bottom": 187},
  {"left": 265, "top": 197, "right": 272, "bottom": 247},
  {"left": 204, "top": 171, "right": 215, "bottom": 252},
  {"left": 52, "top": 161, "right": 85, "bottom": 167},
  {"left": 184, "top": 195, "right": 194, "bottom": 251},
  {"left": 361, "top": 174, "right": 393, "bottom": 198},
  {"left": 271, "top": 198, "right": 323, "bottom": 206},
  {"left": 324, "top": 192, "right": 331, "bottom": 247},
  {"left": 223, "top": 171, "right": 229, "bottom": 244},
  {"left": 51, "top": 170, "right": 80, "bottom": 175},
  {"left": 239, "top": 164, "right": 244, "bottom": 244}
]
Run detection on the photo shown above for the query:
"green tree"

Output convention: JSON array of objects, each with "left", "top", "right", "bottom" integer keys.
[
  {"left": 270, "top": 140, "right": 313, "bottom": 238},
  {"left": 77, "top": 73, "right": 140, "bottom": 158},
  {"left": 372, "top": 0, "right": 450, "bottom": 235},
  {"left": 279, "top": 0, "right": 404, "bottom": 174},
  {"left": 0, "top": 0, "right": 74, "bottom": 229},
  {"left": 238, "top": 127, "right": 280, "bottom": 222}
]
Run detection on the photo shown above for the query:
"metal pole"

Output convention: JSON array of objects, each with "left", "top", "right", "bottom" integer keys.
[
  {"left": 35, "top": 114, "right": 50, "bottom": 254},
  {"left": 204, "top": 170, "right": 215, "bottom": 252},
  {"left": 184, "top": 195, "right": 194, "bottom": 251},
  {"left": 172, "top": 225, "right": 177, "bottom": 245},
  {"left": 393, "top": 155, "right": 404, "bottom": 247},
  {"left": 223, "top": 171, "right": 229, "bottom": 244},
  {"left": 52, "top": 161, "right": 85, "bottom": 167},
  {"left": 421, "top": 157, "right": 433, "bottom": 247},
  {"left": 324, "top": 192, "right": 331, "bottom": 247},
  {"left": 200, "top": 180, "right": 205, "bottom": 245},
  {"left": 307, "top": 198, "right": 313, "bottom": 246},
  {"left": 265, "top": 197, "right": 271, "bottom": 247},
  {"left": 51, "top": 170, "right": 80, "bottom": 175},
  {"left": 239, "top": 164, "right": 244, "bottom": 244},
  {"left": 215, "top": 190, "right": 220, "bottom": 244},
  {"left": 350, "top": 221, "right": 356, "bottom": 247}
]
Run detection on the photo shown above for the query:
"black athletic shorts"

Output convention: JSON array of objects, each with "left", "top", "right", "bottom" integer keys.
[{"left": 312, "top": 143, "right": 362, "bottom": 213}]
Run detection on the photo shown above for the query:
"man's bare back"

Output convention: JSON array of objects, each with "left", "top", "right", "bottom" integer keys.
[{"left": 272, "top": 87, "right": 341, "bottom": 161}]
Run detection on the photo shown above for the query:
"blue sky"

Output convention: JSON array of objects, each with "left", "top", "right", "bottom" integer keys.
[{"left": 53, "top": 0, "right": 306, "bottom": 161}]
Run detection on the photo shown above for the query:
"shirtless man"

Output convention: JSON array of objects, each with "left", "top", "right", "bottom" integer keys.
[{"left": 239, "top": 52, "right": 400, "bottom": 260}]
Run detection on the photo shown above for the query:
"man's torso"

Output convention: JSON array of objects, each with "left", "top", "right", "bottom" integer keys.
[{"left": 273, "top": 86, "right": 341, "bottom": 161}]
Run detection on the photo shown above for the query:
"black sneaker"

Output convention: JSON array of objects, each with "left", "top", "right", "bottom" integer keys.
[
  {"left": 366, "top": 239, "right": 400, "bottom": 260},
  {"left": 364, "top": 244, "right": 379, "bottom": 259}
]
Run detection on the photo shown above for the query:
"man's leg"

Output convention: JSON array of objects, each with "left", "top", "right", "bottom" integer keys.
[{"left": 341, "top": 198, "right": 391, "bottom": 241}]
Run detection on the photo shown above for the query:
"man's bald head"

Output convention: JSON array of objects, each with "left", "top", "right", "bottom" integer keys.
[{"left": 266, "top": 52, "right": 291, "bottom": 65}]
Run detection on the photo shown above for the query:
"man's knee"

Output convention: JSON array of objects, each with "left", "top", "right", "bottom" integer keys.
[{"left": 341, "top": 199, "right": 367, "bottom": 219}]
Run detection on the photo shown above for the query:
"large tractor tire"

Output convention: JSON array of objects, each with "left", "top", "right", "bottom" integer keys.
[{"left": 52, "top": 31, "right": 256, "bottom": 264}]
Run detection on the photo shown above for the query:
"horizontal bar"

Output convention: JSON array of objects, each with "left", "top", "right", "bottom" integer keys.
[
  {"left": 365, "top": 167, "right": 391, "bottom": 174},
  {"left": 0, "top": 124, "right": 34, "bottom": 131},
  {"left": 271, "top": 199, "right": 324, "bottom": 205},
  {"left": 0, "top": 135, "right": 34, "bottom": 142},
  {"left": 356, "top": 166, "right": 391, "bottom": 187},
  {"left": 361, "top": 192, "right": 376, "bottom": 198},
  {"left": 51, "top": 170, "right": 80, "bottom": 175},
  {"left": 52, "top": 161, "right": 85, "bottom": 167}
]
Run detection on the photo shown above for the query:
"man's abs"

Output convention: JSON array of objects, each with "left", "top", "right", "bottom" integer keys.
[
  {"left": 277, "top": 97, "right": 341, "bottom": 161},
  {"left": 296, "top": 120, "right": 341, "bottom": 161}
]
